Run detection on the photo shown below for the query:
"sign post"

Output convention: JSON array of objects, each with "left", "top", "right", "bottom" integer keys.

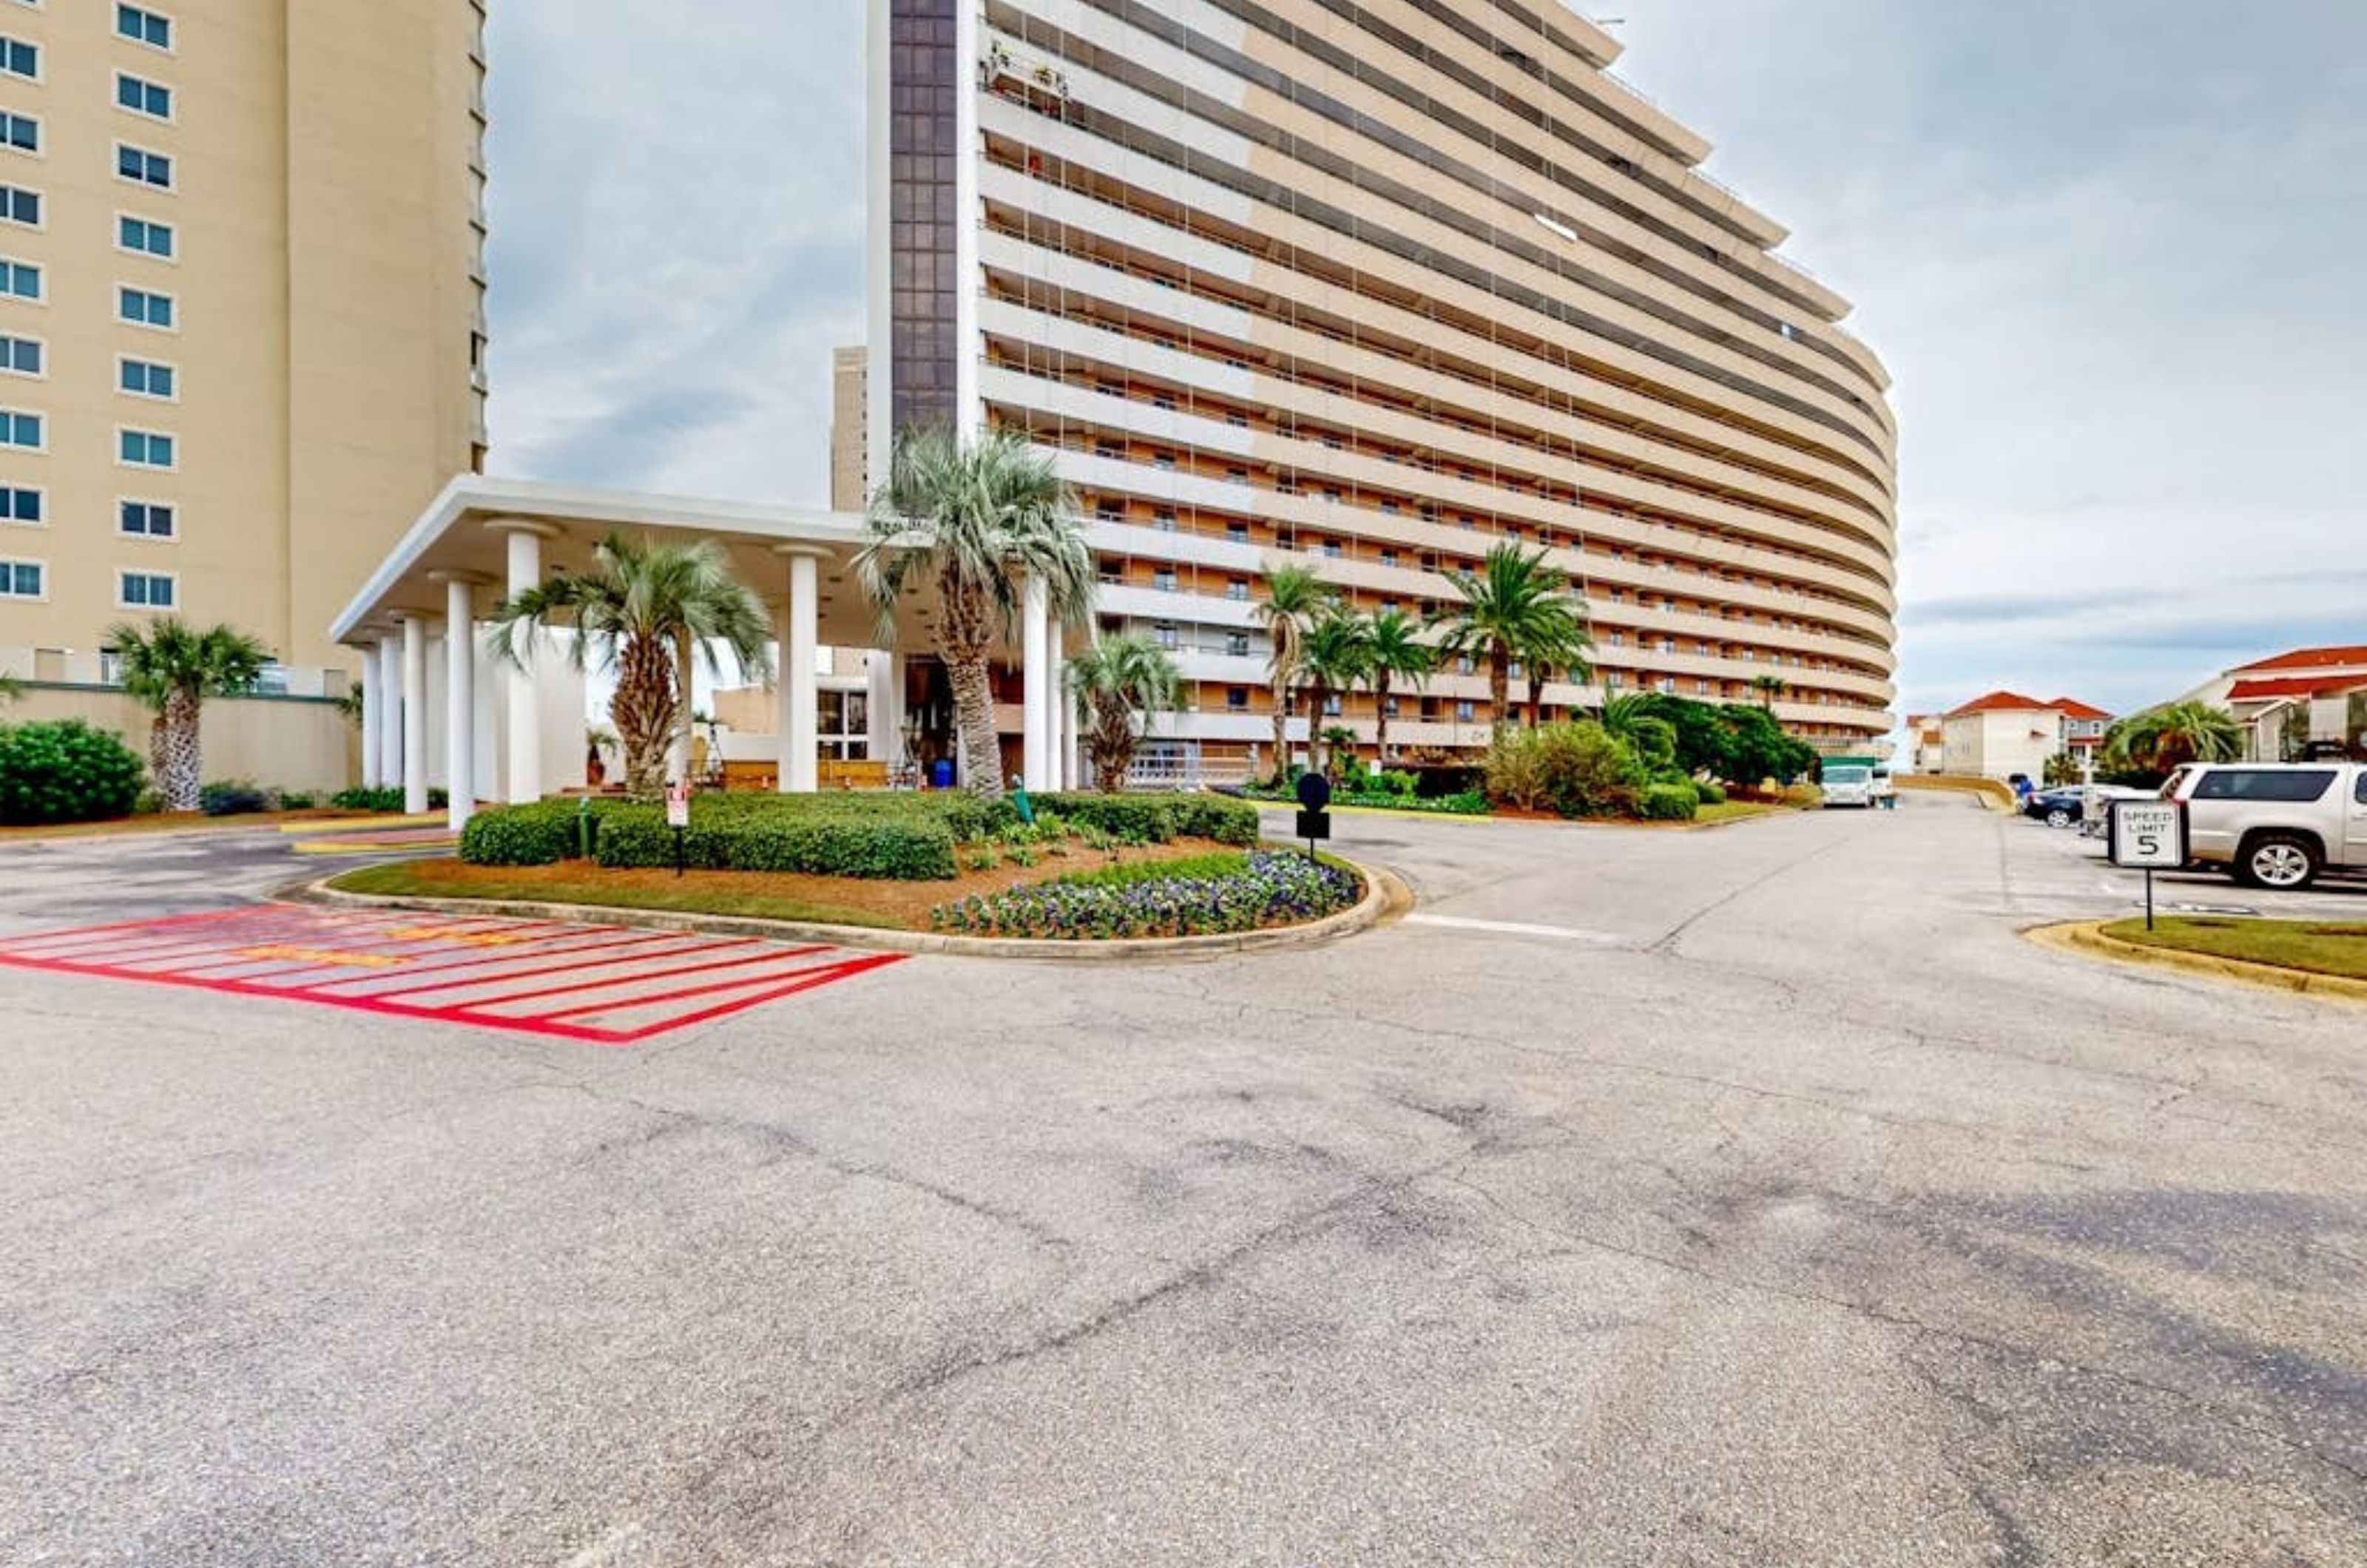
[
  {"left": 2107, "top": 798, "right": 2186, "bottom": 931},
  {"left": 666, "top": 780, "right": 690, "bottom": 879},
  {"left": 1294, "top": 772, "right": 1332, "bottom": 863}
]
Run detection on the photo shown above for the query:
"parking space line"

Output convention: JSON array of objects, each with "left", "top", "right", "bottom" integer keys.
[{"left": 0, "top": 905, "right": 909, "bottom": 1044}]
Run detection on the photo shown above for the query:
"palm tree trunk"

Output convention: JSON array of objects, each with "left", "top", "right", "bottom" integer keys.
[
  {"left": 612, "top": 632, "right": 679, "bottom": 800},
  {"left": 1374, "top": 671, "right": 1392, "bottom": 766},
  {"left": 1488, "top": 646, "right": 1510, "bottom": 728},
  {"left": 161, "top": 689, "right": 202, "bottom": 811},
  {"left": 1269, "top": 675, "right": 1291, "bottom": 783},
  {"left": 147, "top": 712, "right": 170, "bottom": 807},
  {"left": 1527, "top": 664, "right": 1548, "bottom": 729},
  {"left": 1304, "top": 683, "right": 1328, "bottom": 777},
  {"left": 948, "top": 654, "right": 1002, "bottom": 797}
]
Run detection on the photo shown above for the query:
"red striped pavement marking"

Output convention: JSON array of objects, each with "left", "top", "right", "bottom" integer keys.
[{"left": 0, "top": 904, "right": 908, "bottom": 1044}]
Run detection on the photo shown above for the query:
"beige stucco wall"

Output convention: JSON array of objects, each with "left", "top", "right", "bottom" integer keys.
[
  {"left": 8, "top": 683, "right": 357, "bottom": 795},
  {"left": 1943, "top": 709, "right": 2062, "bottom": 782}
]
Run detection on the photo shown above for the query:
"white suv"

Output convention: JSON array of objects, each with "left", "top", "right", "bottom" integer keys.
[{"left": 2162, "top": 762, "right": 2367, "bottom": 890}]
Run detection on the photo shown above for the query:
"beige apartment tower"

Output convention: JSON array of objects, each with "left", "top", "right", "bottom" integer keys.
[
  {"left": 869, "top": 0, "right": 1900, "bottom": 771},
  {"left": 0, "top": 1, "right": 488, "bottom": 692}
]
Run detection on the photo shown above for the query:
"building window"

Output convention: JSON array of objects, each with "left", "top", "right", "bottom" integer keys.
[
  {"left": 1455, "top": 700, "right": 1475, "bottom": 723},
  {"left": 118, "top": 285, "right": 174, "bottom": 327},
  {"left": 119, "top": 357, "right": 175, "bottom": 398},
  {"left": 118, "top": 569, "right": 174, "bottom": 608},
  {"left": 1152, "top": 568, "right": 1176, "bottom": 592},
  {"left": 1324, "top": 695, "right": 1343, "bottom": 716},
  {"left": 1225, "top": 524, "right": 1248, "bottom": 544},
  {"left": 0, "top": 558, "right": 41, "bottom": 598},
  {"left": 1151, "top": 510, "right": 1175, "bottom": 533},
  {"left": 1, "top": 112, "right": 35, "bottom": 153},
  {"left": 1226, "top": 632, "right": 1249, "bottom": 657},
  {"left": 0, "top": 36, "right": 34, "bottom": 80},
  {"left": 116, "top": 144, "right": 172, "bottom": 189},
  {"left": 0, "top": 331, "right": 36, "bottom": 375},
  {"left": 1380, "top": 550, "right": 1399, "bottom": 568},
  {"left": 1226, "top": 578, "right": 1248, "bottom": 602},
  {"left": 119, "top": 499, "right": 174, "bottom": 537},
  {"left": 0, "top": 484, "right": 38, "bottom": 523},
  {"left": 1226, "top": 686, "right": 1249, "bottom": 711},
  {"left": 118, "top": 214, "right": 173, "bottom": 257},
  {"left": 118, "top": 428, "right": 174, "bottom": 467},
  {"left": 0, "top": 257, "right": 36, "bottom": 300},
  {"left": 0, "top": 185, "right": 34, "bottom": 226},
  {"left": 115, "top": 73, "right": 172, "bottom": 120},
  {"left": 115, "top": 4, "right": 172, "bottom": 50},
  {"left": 1154, "top": 622, "right": 1178, "bottom": 650},
  {"left": 0, "top": 407, "right": 39, "bottom": 447}
]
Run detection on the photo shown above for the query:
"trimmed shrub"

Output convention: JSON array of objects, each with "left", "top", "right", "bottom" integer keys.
[
  {"left": 1033, "top": 791, "right": 1258, "bottom": 846},
  {"left": 200, "top": 780, "right": 272, "bottom": 817},
  {"left": 329, "top": 785, "right": 448, "bottom": 813},
  {"left": 0, "top": 720, "right": 145, "bottom": 825},
  {"left": 1486, "top": 721, "right": 1648, "bottom": 819},
  {"left": 279, "top": 791, "right": 317, "bottom": 811},
  {"left": 460, "top": 798, "right": 605, "bottom": 866},
  {"left": 593, "top": 799, "right": 961, "bottom": 881},
  {"left": 1639, "top": 780, "right": 1700, "bottom": 821},
  {"left": 1695, "top": 780, "right": 1728, "bottom": 807}
]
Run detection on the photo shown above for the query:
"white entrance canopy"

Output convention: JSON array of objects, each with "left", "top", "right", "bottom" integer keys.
[{"left": 328, "top": 475, "right": 1075, "bottom": 825}]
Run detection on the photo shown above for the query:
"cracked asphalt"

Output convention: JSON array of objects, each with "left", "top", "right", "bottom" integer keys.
[{"left": 2, "top": 797, "right": 2364, "bottom": 1566}]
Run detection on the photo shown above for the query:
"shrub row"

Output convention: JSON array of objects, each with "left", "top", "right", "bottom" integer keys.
[
  {"left": 330, "top": 785, "right": 449, "bottom": 813},
  {"left": 459, "top": 797, "right": 609, "bottom": 866},
  {"left": 1027, "top": 791, "right": 1258, "bottom": 846},
  {"left": 0, "top": 719, "right": 143, "bottom": 825},
  {"left": 594, "top": 801, "right": 959, "bottom": 880}
]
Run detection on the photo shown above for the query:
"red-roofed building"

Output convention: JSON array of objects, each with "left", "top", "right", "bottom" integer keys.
[
  {"left": 1938, "top": 692, "right": 2115, "bottom": 780},
  {"left": 2182, "top": 645, "right": 2367, "bottom": 760}
]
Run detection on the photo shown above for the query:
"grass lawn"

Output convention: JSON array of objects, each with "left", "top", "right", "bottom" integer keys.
[
  {"left": 2102, "top": 916, "right": 2367, "bottom": 983},
  {"left": 1693, "top": 800, "right": 1799, "bottom": 827},
  {"left": 328, "top": 837, "right": 1249, "bottom": 933}
]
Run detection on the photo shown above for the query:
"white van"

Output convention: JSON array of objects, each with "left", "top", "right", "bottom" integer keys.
[
  {"left": 2161, "top": 762, "right": 2367, "bottom": 890},
  {"left": 1821, "top": 763, "right": 1874, "bottom": 808}
]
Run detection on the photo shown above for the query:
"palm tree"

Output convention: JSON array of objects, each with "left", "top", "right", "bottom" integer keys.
[
  {"left": 1364, "top": 608, "right": 1434, "bottom": 766},
  {"left": 1067, "top": 634, "right": 1182, "bottom": 793},
  {"left": 2104, "top": 701, "right": 2243, "bottom": 774},
  {"left": 0, "top": 672, "right": 22, "bottom": 706},
  {"left": 1252, "top": 562, "right": 1337, "bottom": 780},
  {"left": 1752, "top": 673, "right": 1788, "bottom": 711},
  {"left": 490, "top": 532, "right": 773, "bottom": 800},
  {"left": 1297, "top": 609, "right": 1374, "bottom": 777},
  {"left": 1432, "top": 544, "right": 1592, "bottom": 728},
  {"left": 857, "top": 426, "right": 1095, "bottom": 798},
  {"left": 104, "top": 618, "right": 272, "bottom": 811},
  {"left": 1597, "top": 691, "right": 1661, "bottom": 743}
]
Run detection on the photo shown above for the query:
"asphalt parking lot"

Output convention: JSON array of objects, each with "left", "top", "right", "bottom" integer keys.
[{"left": 2, "top": 797, "right": 2363, "bottom": 1566}]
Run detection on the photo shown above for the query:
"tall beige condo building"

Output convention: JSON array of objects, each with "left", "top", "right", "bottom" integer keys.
[
  {"left": 828, "top": 343, "right": 868, "bottom": 513},
  {"left": 0, "top": 0, "right": 487, "bottom": 689},
  {"left": 870, "top": 0, "right": 1900, "bottom": 768}
]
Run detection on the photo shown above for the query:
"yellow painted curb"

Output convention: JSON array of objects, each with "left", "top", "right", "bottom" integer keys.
[
  {"left": 1897, "top": 775, "right": 2015, "bottom": 813},
  {"left": 278, "top": 813, "right": 445, "bottom": 835},
  {"left": 2024, "top": 921, "right": 2367, "bottom": 1004}
]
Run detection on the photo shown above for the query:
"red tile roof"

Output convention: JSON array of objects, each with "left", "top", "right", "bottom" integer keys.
[
  {"left": 2047, "top": 697, "right": 2112, "bottom": 721},
  {"left": 1945, "top": 690, "right": 2055, "bottom": 718},
  {"left": 2232, "top": 645, "right": 2367, "bottom": 674},
  {"left": 2227, "top": 675, "right": 2367, "bottom": 703}
]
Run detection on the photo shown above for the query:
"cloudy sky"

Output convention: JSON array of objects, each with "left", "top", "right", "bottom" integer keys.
[{"left": 482, "top": 0, "right": 2365, "bottom": 722}]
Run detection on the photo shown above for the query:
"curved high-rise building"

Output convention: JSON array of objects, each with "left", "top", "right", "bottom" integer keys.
[{"left": 871, "top": 0, "right": 1898, "bottom": 774}]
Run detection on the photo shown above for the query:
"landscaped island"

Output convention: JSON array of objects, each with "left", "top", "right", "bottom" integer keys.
[{"left": 330, "top": 791, "right": 1367, "bottom": 942}]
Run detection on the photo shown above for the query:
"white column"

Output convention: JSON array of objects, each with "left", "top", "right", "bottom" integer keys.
[
  {"left": 357, "top": 645, "right": 382, "bottom": 791},
  {"left": 377, "top": 638, "right": 404, "bottom": 791},
  {"left": 775, "top": 548, "right": 821, "bottom": 793},
  {"left": 1022, "top": 576, "right": 1049, "bottom": 790},
  {"left": 400, "top": 615, "right": 428, "bottom": 815},
  {"left": 496, "top": 524, "right": 550, "bottom": 803},
  {"left": 1047, "top": 653, "right": 1067, "bottom": 793},
  {"left": 442, "top": 575, "right": 480, "bottom": 832}
]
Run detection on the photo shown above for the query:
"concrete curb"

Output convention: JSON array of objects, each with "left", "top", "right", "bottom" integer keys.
[
  {"left": 1898, "top": 776, "right": 2015, "bottom": 813},
  {"left": 2023, "top": 920, "right": 2367, "bottom": 1004},
  {"left": 288, "top": 856, "right": 1407, "bottom": 964}
]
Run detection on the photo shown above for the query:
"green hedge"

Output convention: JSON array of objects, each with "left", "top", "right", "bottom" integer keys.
[
  {"left": 1639, "top": 780, "right": 1701, "bottom": 821},
  {"left": 593, "top": 800, "right": 959, "bottom": 880},
  {"left": 1030, "top": 792, "right": 1257, "bottom": 845},
  {"left": 459, "top": 797, "right": 608, "bottom": 865},
  {"left": 0, "top": 719, "right": 144, "bottom": 825}
]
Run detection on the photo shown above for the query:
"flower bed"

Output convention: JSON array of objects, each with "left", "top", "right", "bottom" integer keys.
[{"left": 931, "top": 849, "right": 1361, "bottom": 939}]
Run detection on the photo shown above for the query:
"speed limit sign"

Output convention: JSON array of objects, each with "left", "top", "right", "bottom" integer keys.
[{"left": 2108, "top": 800, "right": 2185, "bottom": 868}]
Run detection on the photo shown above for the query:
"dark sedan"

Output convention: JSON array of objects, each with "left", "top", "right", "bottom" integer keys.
[{"left": 2023, "top": 787, "right": 2087, "bottom": 828}]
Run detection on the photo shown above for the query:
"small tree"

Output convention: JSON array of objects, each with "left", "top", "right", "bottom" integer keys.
[
  {"left": 105, "top": 618, "right": 272, "bottom": 811},
  {"left": 490, "top": 533, "right": 772, "bottom": 800},
  {"left": 1433, "top": 544, "right": 1591, "bottom": 727},
  {"left": 1253, "top": 563, "right": 1337, "bottom": 781},
  {"left": 1363, "top": 608, "right": 1434, "bottom": 766},
  {"left": 1067, "top": 634, "right": 1181, "bottom": 793},
  {"left": 1752, "top": 673, "right": 1789, "bottom": 712},
  {"left": 2102, "top": 701, "right": 2243, "bottom": 774},
  {"left": 857, "top": 426, "right": 1095, "bottom": 798},
  {"left": 1297, "top": 609, "right": 1374, "bottom": 778}
]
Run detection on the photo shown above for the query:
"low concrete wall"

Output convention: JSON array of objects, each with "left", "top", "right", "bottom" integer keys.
[
  {"left": 6, "top": 684, "right": 358, "bottom": 796},
  {"left": 1897, "top": 774, "right": 2016, "bottom": 811}
]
